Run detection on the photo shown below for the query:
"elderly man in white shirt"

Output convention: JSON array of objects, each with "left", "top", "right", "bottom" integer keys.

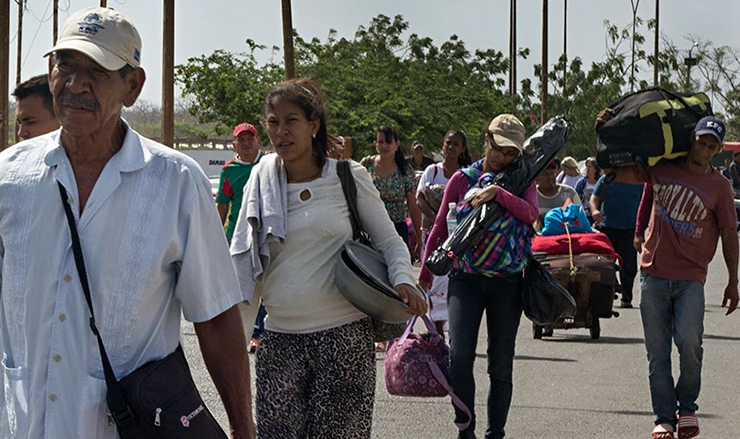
[{"left": 0, "top": 7, "right": 254, "bottom": 439}]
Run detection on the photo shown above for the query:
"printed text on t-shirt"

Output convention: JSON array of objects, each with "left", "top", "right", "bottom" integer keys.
[{"left": 654, "top": 182, "right": 708, "bottom": 238}]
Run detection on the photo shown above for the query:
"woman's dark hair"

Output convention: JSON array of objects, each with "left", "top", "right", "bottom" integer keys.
[
  {"left": 585, "top": 157, "right": 602, "bottom": 178},
  {"left": 376, "top": 125, "right": 409, "bottom": 175},
  {"left": 264, "top": 78, "right": 329, "bottom": 168},
  {"left": 445, "top": 129, "right": 472, "bottom": 167}
]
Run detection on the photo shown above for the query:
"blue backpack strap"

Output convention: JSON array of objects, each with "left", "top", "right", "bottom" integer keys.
[
  {"left": 460, "top": 159, "right": 484, "bottom": 187},
  {"left": 575, "top": 177, "right": 586, "bottom": 200}
]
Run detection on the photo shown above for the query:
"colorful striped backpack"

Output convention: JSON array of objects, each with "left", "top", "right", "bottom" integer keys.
[{"left": 455, "top": 163, "right": 533, "bottom": 277}]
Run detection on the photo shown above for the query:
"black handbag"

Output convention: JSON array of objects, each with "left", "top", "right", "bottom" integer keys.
[
  {"left": 58, "top": 183, "right": 227, "bottom": 439},
  {"left": 336, "top": 160, "right": 408, "bottom": 342}
]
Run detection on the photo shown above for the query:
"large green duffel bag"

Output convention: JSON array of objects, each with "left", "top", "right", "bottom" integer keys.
[{"left": 595, "top": 88, "right": 713, "bottom": 168}]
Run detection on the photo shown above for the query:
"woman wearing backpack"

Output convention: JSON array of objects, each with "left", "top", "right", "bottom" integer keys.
[
  {"left": 418, "top": 114, "right": 538, "bottom": 439},
  {"left": 416, "top": 129, "right": 473, "bottom": 337}
]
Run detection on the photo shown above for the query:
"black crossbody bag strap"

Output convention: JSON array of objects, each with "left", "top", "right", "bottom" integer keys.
[
  {"left": 336, "top": 160, "right": 362, "bottom": 239},
  {"left": 336, "top": 160, "right": 372, "bottom": 246},
  {"left": 57, "top": 182, "right": 138, "bottom": 430}
]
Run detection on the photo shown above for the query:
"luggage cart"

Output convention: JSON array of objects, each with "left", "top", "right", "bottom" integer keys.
[{"left": 532, "top": 252, "right": 620, "bottom": 339}]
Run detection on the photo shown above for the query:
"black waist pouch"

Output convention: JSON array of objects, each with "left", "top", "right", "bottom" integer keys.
[{"left": 112, "top": 348, "right": 227, "bottom": 439}]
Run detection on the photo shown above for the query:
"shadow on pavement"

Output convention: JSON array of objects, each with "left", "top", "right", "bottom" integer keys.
[
  {"left": 476, "top": 353, "right": 577, "bottom": 363},
  {"left": 537, "top": 335, "right": 644, "bottom": 344},
  {"left": 513, "top": 405, "right": 720, "bottom": 419},
  {"left": 513, "top": 355, "right": 577, "bottom": 363},
  {"left": 704, "top": 333, "right": 740, "bottom": 342}
]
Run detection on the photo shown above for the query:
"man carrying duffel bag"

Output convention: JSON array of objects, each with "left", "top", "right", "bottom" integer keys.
[{"left": 596, "top": 109, "right": 738, "bottom": 439}]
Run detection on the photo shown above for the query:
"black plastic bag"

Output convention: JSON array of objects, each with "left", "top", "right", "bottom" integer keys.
[
  {"left": 425, "top": 116, "right": 572, "bottom": 276},
  {"left": 521, "top": 259, "right": 577, "bottom": 327}
]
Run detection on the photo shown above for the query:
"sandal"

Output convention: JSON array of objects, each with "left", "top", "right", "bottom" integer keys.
[
  {"left": 374, "top": 341, "right": 387, "bottom": 352},
  {"left": 677, "top": 414, "right": 699, "bottom": 439},
  {"left": 652, "top": 423, "right": 675, "bottom": 439}
]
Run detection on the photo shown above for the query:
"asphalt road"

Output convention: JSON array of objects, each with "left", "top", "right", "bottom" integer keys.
[{"left": 182, "top": 246, "right": 740, "bottom": 439}]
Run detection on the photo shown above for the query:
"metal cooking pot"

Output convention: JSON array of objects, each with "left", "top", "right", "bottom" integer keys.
[{"left": 335, "top": 241, "right": 418, "bottom": 324}]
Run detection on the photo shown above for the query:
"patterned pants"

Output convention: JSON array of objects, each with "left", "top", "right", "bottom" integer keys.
[{"left": 256, "top": 318, "right": 376, "bottom": 439}]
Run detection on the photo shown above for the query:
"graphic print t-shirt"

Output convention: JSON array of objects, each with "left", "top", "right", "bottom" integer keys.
[{"left": 641, "top": 161, "right": 737, "bottom": 284}]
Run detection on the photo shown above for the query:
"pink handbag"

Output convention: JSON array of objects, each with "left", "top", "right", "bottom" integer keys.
[{"left": 384, "top": 315, "right": 471, "bottom": 430}]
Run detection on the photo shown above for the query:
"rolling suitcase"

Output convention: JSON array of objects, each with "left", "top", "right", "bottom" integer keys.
[{"left": 537, "top": 253, "right": 619, "bottom": 319}]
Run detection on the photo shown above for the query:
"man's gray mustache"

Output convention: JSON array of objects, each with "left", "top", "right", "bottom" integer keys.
[{"left": 58, "top": 92, "right": 99, "bottom": 111}]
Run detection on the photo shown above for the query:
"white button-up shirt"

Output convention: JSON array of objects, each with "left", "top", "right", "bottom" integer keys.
[{"left": 0, "top": 125, "right": 243, "bottom": 438}]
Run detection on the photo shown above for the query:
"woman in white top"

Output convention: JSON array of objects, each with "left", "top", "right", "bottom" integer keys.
[
  {"left": 556, "top": 155, "right": 585, "bottom": 189},
  {"left": 416, "top": 130, "right": 473, "bottom": 238},
  {"left": 415, "top": 129, "right": 472, "bottom": 335},
  {"left": 233, "top": 78, "right": 426, "bottom": 438},
  {"left": 575, "top": 157, "right": 602, "bottom": 224}
]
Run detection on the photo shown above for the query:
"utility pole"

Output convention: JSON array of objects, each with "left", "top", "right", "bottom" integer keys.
[
  {"left": 281, "top": 0, "right": 295, "bottom": 80},
  {"left": 684, "top": 42, "right": 698, "bottom": 92},
  {"left": 1, "top": 0, "right": 9, "bottom": 151},
  {"left": 508, "top": 0, "right": 517, "bottom": 101},
  {"left": 541, "top": 0, "right": 548, "bottom": 124},
  {"left": 653, "top": 0, "right": 659, "bottom": 86},
  {"left": 53, "top": 0, "right": 58, "bottom": 44},
  {"left": 630, "top": 0, "right": 640, "bottom": 93},
  {"left": 562, "top": 0, "right": 567, "bottom": 96},
  {"left": 162, "top": 0, "right": 174, "bottom": 147},
  {"left": 15, "top": 0, "right": 23, "bottom": 86}
]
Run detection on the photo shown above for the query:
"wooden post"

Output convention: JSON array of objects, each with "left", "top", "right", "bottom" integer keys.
[
  {"left": 15, "top": 0, "right": 22, "bottom": 86},
  {"left": 563, "top": 0, "right": 567, "bottom": 96},
  {"left": 630, "top": 0, "right": 641, "bottom": 92},
  {"left": 53, "top": 0, "right": 58, "bottom": 44},
  {"left": 1, "top": 0, "right": 9, "bottom": 151},
  {"left": 654, "top": 0, "right": 659, "bottom": 86},
  {"left": 281, "top": 0, "right": 295, "bottom": 79},
  {"left": 162, "top": 0, "right": 175, "bottom": 147},
  {"left": 509, "top": 0, "right": 517, "bottom": 101},
  {"left": 541, "top": 0, "right": 548, "bottom": 124},
  {"left": 344, "top": 137, "right": 353, "bottom": 161}
]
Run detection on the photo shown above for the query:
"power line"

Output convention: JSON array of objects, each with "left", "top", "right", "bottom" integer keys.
[
  {"left": 25, "top": 0, "right": 54, "bottom": 23},
  {"left": 21, "top": 0, "right": 53, "bottom": 72}
]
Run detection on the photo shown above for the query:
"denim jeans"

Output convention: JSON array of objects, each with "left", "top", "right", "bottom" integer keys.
[
  {"left": 640, "top": 272, "right": 704, "bottom": 427},
  {"left": 252, "top": 304, "right": 267, "bottom": 339},
  {"left": 447, "top": 270, "right": 522, "bottom": 439},
  {"left": 393, "top": 220, "right": 409, "bottom": 244}
]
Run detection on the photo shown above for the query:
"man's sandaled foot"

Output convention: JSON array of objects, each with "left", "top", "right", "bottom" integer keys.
[
  {"left": 678, "top": 414, "right": 699, "bottom": 439},
  {"left": 652, "top": 423, "right": 675, "bottom": 439}
]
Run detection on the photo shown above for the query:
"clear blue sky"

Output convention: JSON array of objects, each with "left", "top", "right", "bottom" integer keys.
[{"left": 6, "top": 0, "right": 740, "bottom": 104}]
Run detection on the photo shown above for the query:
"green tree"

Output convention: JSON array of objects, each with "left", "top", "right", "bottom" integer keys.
[
  {"left": 522, "top": 17, "right": 685, "bottom": 158},
  {"left": 694, "top": 43, "right": 740, "bottom": 140},
  {"left": 174, "top": 39, "right": 283, "bottom": 137},
  {"left": 176, "top": 14, "right": 514, "bottom": 158},
  {"left": 291, "top": 14, "right": 514, "bottom": 156},
  {"left": 174, "top": 13, "right": 740, "bottom": 159}
]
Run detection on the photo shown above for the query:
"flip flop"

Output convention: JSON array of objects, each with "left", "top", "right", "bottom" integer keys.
[
  {"left": 677, "top": 414, "right": 699, "bottom": 439},
  {"left": 652, "top": 423, "right": 675, "bottom": 439}
]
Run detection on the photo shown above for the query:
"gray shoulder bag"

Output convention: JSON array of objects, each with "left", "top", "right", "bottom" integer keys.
[{"left": 336, "top": 161, "right": 407, "bottom": 342}]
